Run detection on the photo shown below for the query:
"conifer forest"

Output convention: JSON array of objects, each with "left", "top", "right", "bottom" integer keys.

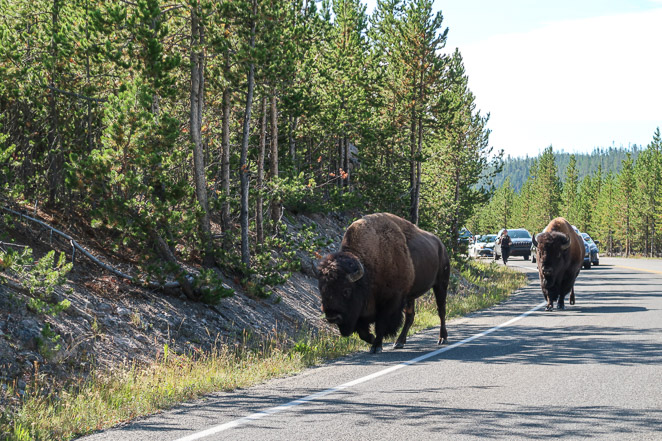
[
  {"left": 1, "top": 0, "right": 660, "bottom": 297},
  {"left": 470, "top": 139, "right": 662, "bottom": 257},
  {"left": 0, "top": 0, "right": 500, "bottom": 296}
]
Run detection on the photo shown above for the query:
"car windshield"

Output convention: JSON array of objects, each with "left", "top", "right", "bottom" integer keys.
[
  {"left": 481, "top": 235, "right": 496, "bottom": 243},
  {"left": 582, "top": 234, "right": 595, "bottom": 244},
  {"left": 508, "top": 230, "right": 531, "bottom": 239}
]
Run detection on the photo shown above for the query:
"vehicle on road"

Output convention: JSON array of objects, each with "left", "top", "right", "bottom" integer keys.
[
  {"left": 582, "top": 239, "right": 592, "bottom": 269},
  {"left": 470, "top": 234, "right": 497, "bottom": 258},
  {"left": 581, "top": 233, "right": 600, "bottom": 266},
  {"left": 494, "top": 228, "right": 532, "bottom": 261}
]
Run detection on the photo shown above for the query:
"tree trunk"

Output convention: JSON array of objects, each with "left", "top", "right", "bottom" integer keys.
[
  {"left": 220, "top": 86, "right": 231, "bottom": 232},
  {"left": 337, "top": 137, "right": 344, "bottom": 189},
  {"left": 414, "top": 114, "right": 423, "bottom": 222},
  {"left": 190, "top": 6, "right": 214, "bottom": 267},
  {"left": 269, "top": 93, "right": 281, "bottom": 234},
  {"left": 256, "top": 96, "right": 267, "bottom": 245},
  {"left": 409, "top": 105, "right": 418, "bottom": 225},
  {"left": 343, "top": 135, "right": 350, "bottom": 188},
  {"left": 47, "top": 0, "right": 62, "bottom": 206},
  {"left": 289, "top": 115, "right": 298, "bottom": 171},
  {"left": 239, "top": 0, "right": 257, "bottom": 267},
  {"left": 85, "top": 0, "right": 92, "bottom": 152}
]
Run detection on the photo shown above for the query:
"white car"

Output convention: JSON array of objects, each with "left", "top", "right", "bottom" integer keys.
[{"left": 470, "top": 234, "right": 497, "bottom": 258}]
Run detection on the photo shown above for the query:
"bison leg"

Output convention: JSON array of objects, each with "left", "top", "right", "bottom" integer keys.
[
  {"left": 370, "top": 334, "right": 383, "bottom": 354},
  {"left": 545, "top": 297, "right": 554, "bottom": 311},
  {"left": 371, "top": 311, "right": 395, "bottom": 354},
  {"left": 557, "top": 297, "right": 565, "bottom": 310},
  {"left": 394, "top": 300, "right": 415, "bottom": 349},
  {"left": 569, "top": 287, "right": 575, "bottom": 305},
  {"left": 433, "top": 283, "right": 449, "bottom": 345},
  {"left": 543, "top": 291, "right": 554, "bottom": 311},
  {"left": 355, "top": 321, "right": 375, "bottom": 346},
  {"left": 371, "top": 320, "right": 387, "bottom": 354}
]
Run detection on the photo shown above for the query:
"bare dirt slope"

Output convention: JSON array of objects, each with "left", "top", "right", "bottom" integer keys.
[{"left": 1, "top": 209, "right": 350, "bottom": 402}]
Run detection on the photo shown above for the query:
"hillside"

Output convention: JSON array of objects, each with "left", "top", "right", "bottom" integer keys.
[
  {"left": 490, "top": 145, "right": 643, "bottom": 191},
  {"left": 0, "top": 206, "right": 346, "bottom": 401}
]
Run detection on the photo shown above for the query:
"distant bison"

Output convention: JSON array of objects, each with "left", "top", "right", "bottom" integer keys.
[
  {"left": 532, "top": 217, "right": 583, "bottom": 311},
  {"left": 316, "top": 213, "right": 450, "bottom": 353}
]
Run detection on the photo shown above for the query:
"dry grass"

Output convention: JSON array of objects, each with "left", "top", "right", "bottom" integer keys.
[{"left": 1, "top": 261, "right": 526, "bottom": 441}]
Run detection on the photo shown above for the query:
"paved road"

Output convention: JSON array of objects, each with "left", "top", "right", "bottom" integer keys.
[{"left": 83, "top": 257, "right": 662, "bottom": 441}]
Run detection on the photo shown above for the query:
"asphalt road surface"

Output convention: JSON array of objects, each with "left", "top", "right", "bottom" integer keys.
[{"left": 82, "top": 257, "right": 662, "bottom": 441}]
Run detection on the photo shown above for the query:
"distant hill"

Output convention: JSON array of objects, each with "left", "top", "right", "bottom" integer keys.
[{"left": 489, "top": 146, "right": 643, "bottom": 192}]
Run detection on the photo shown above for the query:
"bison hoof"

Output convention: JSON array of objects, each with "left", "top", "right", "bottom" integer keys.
[
  {"left": 437, "top": 338, "right": 448, "bottom": 345},
  {"left": 392, "top": 341, "right": 405, "bottom": 349},
  {"left": 557, "top": 303, "right": 565, "bottom": 310},
  {"left": 570, "top": 299, "right": 575, "bottom": 305},
  {"left": 545, "top": 304, "right": 554, "bottom": 311},
  {"left": 369, "top": 346, "right": 383, "bottom": 354}
]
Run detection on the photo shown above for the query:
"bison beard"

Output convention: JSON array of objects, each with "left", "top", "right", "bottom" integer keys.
[
  {"left": 316, "top": 213, "right": 450, "bottom": 354},
  {"left": 533, "top": 217, "right": 583, "bottom": 311}
]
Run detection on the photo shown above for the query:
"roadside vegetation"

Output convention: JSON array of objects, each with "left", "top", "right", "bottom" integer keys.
[
  {"left": 470, "top": 139, "right": 661, "bottom": 257},
  {"left": 1, "top": 261, "right": 525, "bottom": 441}
]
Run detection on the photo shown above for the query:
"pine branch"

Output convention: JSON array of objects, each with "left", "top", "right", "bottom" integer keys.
[{"left": 2, "top": 206, "right": 181, "bottom": 290}]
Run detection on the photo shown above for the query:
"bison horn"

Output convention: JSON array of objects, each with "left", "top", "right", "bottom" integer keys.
[
  {"left": 532, "top": 233, "right": 539, "bottom": 247},
  {"left": 347, "top": 260, "right": 365, "bottom": 283},
  {"left": 560, "top": 235, "right": 571, "bottom": 250}
]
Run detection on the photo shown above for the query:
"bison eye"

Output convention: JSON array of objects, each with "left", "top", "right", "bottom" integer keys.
[{"left": 343, "top": 288, "right": 352, "bottom": 298}]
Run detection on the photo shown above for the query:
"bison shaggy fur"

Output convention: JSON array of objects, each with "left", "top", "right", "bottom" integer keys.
[
  {"left": 532, "top": 217, "right": 584, "bottom": 311},
  {"left": 317, "top": 213, "right": 450, "bottom": 353}
]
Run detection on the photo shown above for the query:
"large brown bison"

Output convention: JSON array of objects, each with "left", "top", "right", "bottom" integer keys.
[
  {"left": 316, "top": 213, "right": 450, "bottom": 353},
  {"left": 532, "top": 217, "right": 583, "bottom": 311}
]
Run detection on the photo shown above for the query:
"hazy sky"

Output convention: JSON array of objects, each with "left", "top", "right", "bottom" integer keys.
[{"left": 363, "top": 0, "right": 662, "bottom": 158}]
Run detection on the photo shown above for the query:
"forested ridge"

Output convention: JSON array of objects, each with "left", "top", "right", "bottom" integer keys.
[
  {"left": 488, "top": 146, "right": 644, "bottom": 192},
  {"left": 0, "top": 0, "right": 498, "bottom": 299},
  {"left": 469, "top": 135, "right": 662, "bottom": 257}
]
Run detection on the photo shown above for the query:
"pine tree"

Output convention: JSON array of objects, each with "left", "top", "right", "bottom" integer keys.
[
  {"left": 525, "top": 146, "right": 562, "bottom": 233},
  {"left": 617, "top": 153, "right": 636, "bottom": 256},
  {"left": 595, "top": 172, "right": 617, "bottom": 254},
  {"left": 561, "top": 154, "right": 580, "bottom": 224}
]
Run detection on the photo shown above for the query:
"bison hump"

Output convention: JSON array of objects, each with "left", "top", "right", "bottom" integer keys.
[{"left": 341, "top": 214, "right": 415, "bottom": 296}]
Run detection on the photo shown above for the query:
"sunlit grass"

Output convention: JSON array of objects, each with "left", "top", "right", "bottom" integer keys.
[
  {"left": 411, "top": 260, "right": 527, "bottom": 333},
  {"left": 1, "top": 261, "right": 526, "bottom": 441}
]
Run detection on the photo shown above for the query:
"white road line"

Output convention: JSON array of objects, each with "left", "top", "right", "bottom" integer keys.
[
  {"left": 174, "top": 300, "right": 548, "bottom": 441},
  {"left": 506, "top": 263, "right": 539, "bottom": 273}
]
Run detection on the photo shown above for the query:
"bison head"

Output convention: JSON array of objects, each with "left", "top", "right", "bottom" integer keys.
[
  {"left": 316, "top": 252, "right": 367, "bottom": 337},
  {"left": 534, "top": 231, "right": 571, "bottom": 300}
]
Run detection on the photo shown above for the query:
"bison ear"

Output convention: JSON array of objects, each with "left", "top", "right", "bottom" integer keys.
[
  {"left": 346, "top": 259, "right": 364, "bottom": 283},
  {"left": 560, "top": 234, "right": 571, "bottom": 250},
  {"left": 532, "top": 233, "right": 539, "bottom": 247}
]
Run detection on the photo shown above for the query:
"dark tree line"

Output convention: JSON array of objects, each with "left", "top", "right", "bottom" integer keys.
[{"left": 488, "top": 146, "right": 644, "bottom": 192}]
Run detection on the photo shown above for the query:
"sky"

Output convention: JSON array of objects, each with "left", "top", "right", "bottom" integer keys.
[{"left": 363, "top": 0, "right": 662, "bottom": 158}]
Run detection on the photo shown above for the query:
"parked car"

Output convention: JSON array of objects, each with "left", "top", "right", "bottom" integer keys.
[
  {"left": 470, "top": 234, "right": 497, "bottom": 258},
  {"left": 494, "top": 228, "right": 532, "bottom": 261},
  {"left": 581, "top": 233, "right": 600, "bottom": 266}
]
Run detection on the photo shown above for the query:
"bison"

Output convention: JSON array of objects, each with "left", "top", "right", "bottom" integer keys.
[
  {"left": 316, "top": 213, "right": 450, "bottom": 353},
  {"left": 532, "top": 217, "right": 583, "bottom": 311}
]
